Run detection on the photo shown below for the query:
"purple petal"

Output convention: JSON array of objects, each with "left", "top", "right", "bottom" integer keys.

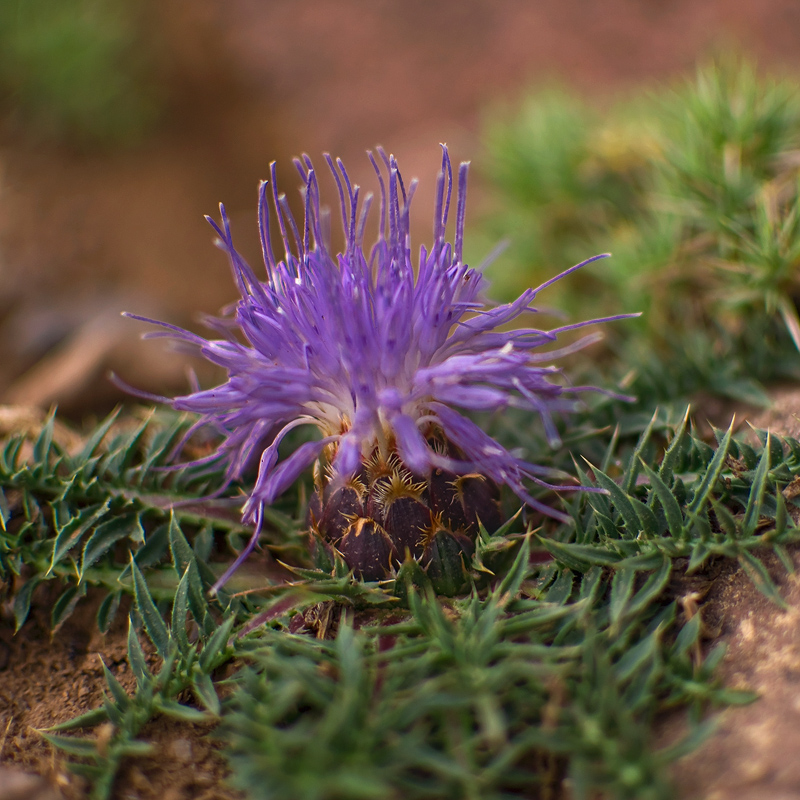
[
  {"left": 256, "top": 437, "right": 336, "bottom": 505},
  {"left": 391, "top": 413, "right": 432, "bottom": 475}
]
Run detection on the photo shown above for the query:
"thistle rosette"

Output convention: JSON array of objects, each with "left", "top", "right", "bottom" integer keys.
[{"left": 126, "top": 147, "right": 636, "bottom": 590}]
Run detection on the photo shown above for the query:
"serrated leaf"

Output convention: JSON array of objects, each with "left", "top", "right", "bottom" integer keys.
[
  {"left": 493, "top": 534, "right": 531, "bottom": 607},
  {"left": 773, "top": 543, "right": 795, "bottom": 574},
  {"left": 610, "top": 567, "right": 636, "bottom": 627},
  {"left": 738, "top": 550, "right": 788, "bottom": 608},
  {"left": 586, "top": 484, "right": 612, "bottom": 519},
  {"left": 31, "top": 411, "right": 56, "bottom": 465},
  {"left": 199, "top": 615, "right": 235, "bottom": 673},
  {"left": 616, "top": 551, "right": 672, "bottom": 571},
  {"left": 578, "top": 566, "right": 604, "bottom": 602},
  {"left": 130, "top": 558, "right": 170, "bottom": 658},
  {"left": 629, "top": 495, "right": 661, "bottom": 538},
  {"left": 590, "top": 464, "right": 641, "bottom": 537},
  {"left": 14, "top": 578, "right": 40, "bottom": 631},
  {"left": 182, "top": 560, "right": 210, "bottom": 626},
  {"left": 127, "top": 618, "right": 151, "bottom": 684},
  {"left": 687, "top": 541, "right": 711, "bottom": 573},
  {"left": 738, "top": 441, "right": 758, "bottom": 470},
  {"left": 101, "top": 659, "right": 131, "bottom": 709},
  {"left": 501, "top": 601, "right": 588, "bottom": 636},
  {"left": 659, "top": 406, "right": 691, "bottom": 483},
  {"left": 191, "top": 670, "right": 221, "bottom": 716},
  {"left": 157, "top": 648, "right": 180, "bottom": 689},
  {"left": 96, "top": 591, "right": 122, "bottom": 635},
  {"left": 785, "top": 435, "right": 800, "bottom": 464},
  {"left": 622, "top": 408, "right": 659, "bottom": 495},
  {"left": 156, "top": 697, "right": 210, "bottom": 723},
  {"left": 114, "top": 413, "right": 154, "bottom": 473},
  {"left": 121, "top": 521, "right": 170, "bottom": 577},
  {"left": 103, "top": 694, "right": 125, "bottom": 728},
  {"left": 39, "top": 732, "right": 99, "bottom": 757},
  {"left": 615, "top": 626, "right": 662, "bottom": 682},
  {"left": 673, "top": 611, "right": 702, "bottom": 657},
  {"left": 45, "top": 707, "right": 108, "bottom": 732},
  {"left": 711, "top": 499, "right": 739, "bottom": 539},
  {"left": 22, "top": 491, "right": 40, "bottom": 525},
  {"left": 138, "top": 417, "right": 187, "bottom": 474},
  {"left": 81, "top": 513, "right": 144, "bottom": 578},
  {"left": 687, "top": 421, "right": 733, "bottom": 516},
  {"left": 168, "top": 512, "right": 195, "bottom": 577},
  {"left": 52, "top": 584, "right": 86, "bottom": 632},
  {"left": 774, "top": 489, "right": 789, "bottom": 538},
  {"left": 544, "top": 569, "right": 575, "bottom": 605},
  {"left": 77, "top": 407, "right": 121, "bottom": 462},
  {"left": 742, "top": 437, "right": 771, "bottom": 536},
  {"left": 48, "top": 501, "right": 111, "bottom": 576},
  {"left": 641, "top": 461, "right": 685, "bottom": 537},
  {"left": 171, "top": 567, "right": 192, "bottom": 654},
  {"left": 625, "top": 557, "right": 671, "bottom": 619},
  {"left": 593, "top": 510, "right": 619, "bottom": 540},
  {"left": 193, "top": 522, "right": 215, "bottom": 562},
  {"left": 768, "top": 432, "right": 785, "bottom": 466},
  {"left": 1, "top": 436, "right": 23, "bottom": 472},
  {"left": 539, "top": 539, "right": 621, "bottom": 571}
]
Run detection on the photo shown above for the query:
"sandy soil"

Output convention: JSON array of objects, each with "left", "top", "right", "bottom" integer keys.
[{"left": 0, "top": 589, "right": 238, "bottom": 800}]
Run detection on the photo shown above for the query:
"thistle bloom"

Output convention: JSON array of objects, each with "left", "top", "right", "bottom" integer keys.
[{"left": 127, "top": 147, "right": 636, "bottom": 588}]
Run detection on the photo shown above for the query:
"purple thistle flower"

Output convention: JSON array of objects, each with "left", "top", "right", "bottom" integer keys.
[{"left": 125, "top": 146, "right": 637, "bottom": 589}]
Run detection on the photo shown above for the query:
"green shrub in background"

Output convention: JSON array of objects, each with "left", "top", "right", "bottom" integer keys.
[
  {"left": 477, "top": 89, "right": 656, "bottom": 304},
  {"left": 0, "top": 0, "right": 161, "bottom": 146},
  {"left": 477, "top": 58, "right": 800, "bottom": 407}
]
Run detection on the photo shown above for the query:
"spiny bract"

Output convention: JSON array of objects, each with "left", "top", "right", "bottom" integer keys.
[{"left": 126, "top": 146, "right": 636, "bottom": 589}]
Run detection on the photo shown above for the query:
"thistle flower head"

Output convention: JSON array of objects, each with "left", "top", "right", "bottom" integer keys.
[{"left": 127, "top": 146, "right": 636, "bottom": 588}]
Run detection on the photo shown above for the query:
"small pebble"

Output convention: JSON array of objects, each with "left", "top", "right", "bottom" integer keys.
[
  {"left": 0, "top": 767, "right": 64, "bottom": 800},
  {"left": 169, "top": 738, "right": 193, "bottom": 763}
]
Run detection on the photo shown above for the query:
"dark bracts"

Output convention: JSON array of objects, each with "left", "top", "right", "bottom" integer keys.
[{"left": 308, "top": 447, "right": 502, "bottom": 591}]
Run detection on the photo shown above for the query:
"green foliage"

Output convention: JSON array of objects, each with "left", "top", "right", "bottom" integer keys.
[
  {"left": 559, "top": 414, "right": 800, "bottom": 599},
  {"left": 478, "top": 56, "right": 800, "bottom": 407},
  {"left": 0, "top": 408, "right": 297, "bottom": 633},
  {"left": 41, "top": 522, "right": 237, "bottom": 800},
  {"left": 0, "top": 0, "right": 161, "bottom": 145},
  {"left": 477, "top": 89, "right": 654, "bottom": 306},
  {"left": 224, "top": 543, "right": 678, "bottom": 800},
  {"left": 9, "top": 405, "right": 796, "bottom": 799}
]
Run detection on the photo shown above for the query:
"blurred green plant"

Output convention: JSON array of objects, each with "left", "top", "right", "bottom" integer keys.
[
  {"left": 477, "top": 57, "right": 800, "bottom": 407},
  {"left": 0, "top": 0, "right": 161, "bottom": 145}
]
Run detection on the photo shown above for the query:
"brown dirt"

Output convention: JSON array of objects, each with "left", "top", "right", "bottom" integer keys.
[
  {"left": 6, "top": 1, "right": 800, "bottom": 798},
  {"left": 0, "top": 587, "right": 238, "bottom": 800},
  {"left": 663, "top": 551, "right": 800, "bottom": 800}
]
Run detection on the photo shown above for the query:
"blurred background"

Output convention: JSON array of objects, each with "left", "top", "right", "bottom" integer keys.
[{"left": 3, "top": 0, "right": 800, "bottom": 418}]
